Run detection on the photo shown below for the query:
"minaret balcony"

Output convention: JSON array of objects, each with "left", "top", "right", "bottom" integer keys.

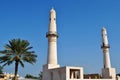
[
  {"left": 101, "top": 43, "right": 110, "bottom": 48},
  {"left": 46, "top": 31, "right": 58, "bottom": 37}
]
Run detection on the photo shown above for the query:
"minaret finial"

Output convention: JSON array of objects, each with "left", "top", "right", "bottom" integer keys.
[{"left": 102, "top": 26, "right": 106, "bottom": 30}]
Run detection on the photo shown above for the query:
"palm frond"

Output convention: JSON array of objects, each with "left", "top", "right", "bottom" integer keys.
[
  {"left": 22, "top": 52, "right": 37, "bottom": 64},
  {"left": 19, "top": 61, "right": 24, "bottom": 68},
  {"left": 0, "top": 50, "right": 8, "bottom": 54}
]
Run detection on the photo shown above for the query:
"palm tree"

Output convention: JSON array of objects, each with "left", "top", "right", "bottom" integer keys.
[{"left": 0, "top": 39, "right": 37, "bottom": 80}]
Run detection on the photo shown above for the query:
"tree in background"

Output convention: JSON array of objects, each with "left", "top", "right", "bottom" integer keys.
[
  {"left": 38, "top": 71, "right": 42, "bottom": 80},
  {"left": 0, "top": 39, "right": 37, "bottom": 80},
  {"left": 25, "top": 74, "right": 38, "bottom": 79}
]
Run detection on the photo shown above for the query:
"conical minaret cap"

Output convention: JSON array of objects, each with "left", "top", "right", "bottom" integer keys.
[
  {"left": 102, "top": 27, "right": 107, "bottom": 32},
  {"left": 50, "top": 7, "right": 56, "bottom": 13}
]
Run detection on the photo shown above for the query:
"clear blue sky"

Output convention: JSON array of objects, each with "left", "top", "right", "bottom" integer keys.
[{"left": 0, "top": 0, "right": 120, "bottom": 77}]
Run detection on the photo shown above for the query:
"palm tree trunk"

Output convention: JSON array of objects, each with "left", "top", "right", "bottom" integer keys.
[{"left": 14, "top": 61, "right": 19, "bottom": 80}]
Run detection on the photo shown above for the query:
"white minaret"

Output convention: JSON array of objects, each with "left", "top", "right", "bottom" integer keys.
[
  {"left": 42, "top": 8, "right": 59, "bottom": 80},
  {"left": 101, "top": 27, "right": 116, "bottom": 79},
  {"left": 46, "top": 8, "right": 58, "bottom": 65},
  {"left": 101, "top": 27, "right": 111, "bottom": 68}
]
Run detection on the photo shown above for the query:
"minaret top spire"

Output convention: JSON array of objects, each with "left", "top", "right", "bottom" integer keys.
[
  {"left": 102, "top": 27, "right": 106, "bottom": 31},
  {"left": 50, "top": 7, "right": 55, "bottom": 13},
  {"left": 48, "top": 7, "right": 57, "bottom": 34},
  {"left": 101, "top": 27, "right": 109, "bottom": 48},
  {"left": 102, "top": 27, "right": 107, "bottom": 34}
]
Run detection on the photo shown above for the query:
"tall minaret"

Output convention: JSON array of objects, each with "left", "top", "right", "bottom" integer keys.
[
  {"left": 42, "top": 8, "right": 59, "bottom": 80},
  {"left": 46, "top": 8, "right": 59, "bottom": 65},
  {"left": 101, "top": 27, "right": 111, "bottom": 68},
  {"left": 101, "top": 27, "right": 116, "bottom": 79}
]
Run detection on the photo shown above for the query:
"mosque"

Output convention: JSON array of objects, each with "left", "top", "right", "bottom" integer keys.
[{"left": 42, "top": 8, "right": 120, "bottom": 80}]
